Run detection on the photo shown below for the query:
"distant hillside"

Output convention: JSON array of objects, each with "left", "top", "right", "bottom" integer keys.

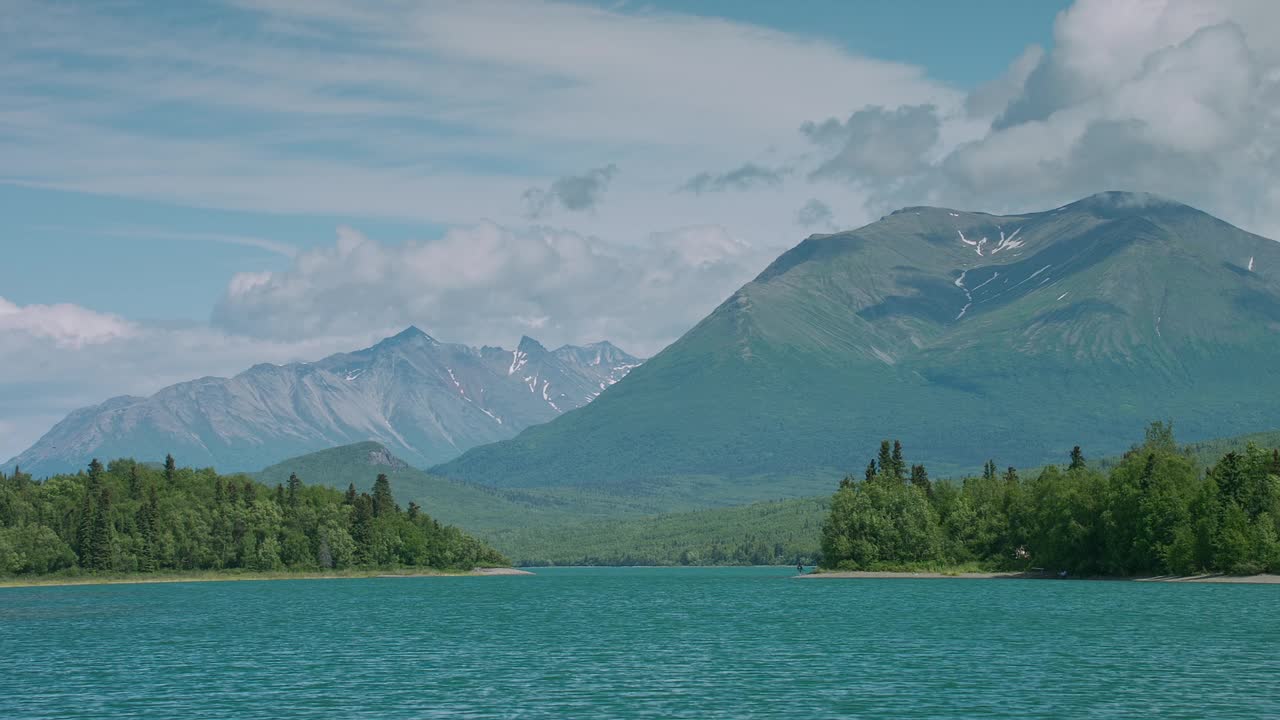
[
  {"left": 6, "top": 329, "right": 641, "bottom": 477},
  {"left": 436, "top": 192, "right": 1280, "bottom": 503},
  {"left": 488, "top": 426, "right": 1280, "bottom": 566},
  {"left": 254, "top": 441, "right": 700, "bottom": 533},
  {"left": 491, "top": 496, "right": 829, "bottom": 567}
]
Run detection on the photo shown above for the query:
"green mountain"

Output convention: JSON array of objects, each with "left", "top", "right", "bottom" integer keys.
[
  {"left": 488, "top": 426, "right": 1280, "bottom": 567},
  {"left": 255, "top": 441, "right": 746, "bottom": 533},
  {"left": 435, "top": 192, "right": 1280, "bottom": 500}
]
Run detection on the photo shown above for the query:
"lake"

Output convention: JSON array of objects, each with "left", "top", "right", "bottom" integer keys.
[{"left": 2, "top": 567, "right": 1277, "bottom": 719}]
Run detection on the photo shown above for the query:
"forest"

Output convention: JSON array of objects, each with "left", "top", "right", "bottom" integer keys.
[
  {"left": 0, "top": 455, "right": 507, "bottom": 577},
  {"left": 821, "top": 423, "right": 1280, "bottom": 575}
]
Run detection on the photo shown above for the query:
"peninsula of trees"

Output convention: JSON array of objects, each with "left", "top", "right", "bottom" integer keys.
[
  {"left": 0, "top": 455, "right": 508, "bottom": 578},
  {"left": 821, "top": 423, "right": 1280, "bottom": 576}
]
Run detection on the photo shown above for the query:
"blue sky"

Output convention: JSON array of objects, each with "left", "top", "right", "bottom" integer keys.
[
  {"left": 2, "top": 0, "right": 1067, "bottom": 323},
  {"left": 2, "top": 0, "right": 1279, "bottom": 460}
]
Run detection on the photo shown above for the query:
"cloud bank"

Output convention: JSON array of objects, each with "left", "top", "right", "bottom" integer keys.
[{"left": 211, "top": 222, "right": 763, "bottom": 355}]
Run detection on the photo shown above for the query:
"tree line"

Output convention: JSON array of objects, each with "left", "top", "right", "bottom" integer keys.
[
  {"left": 0, "top": 455, "right": 507, "bottom": 576},
  {"left": 821, "top": 423, "right": 1280, "bottom": 575}
]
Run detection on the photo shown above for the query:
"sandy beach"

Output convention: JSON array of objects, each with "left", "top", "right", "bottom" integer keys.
[{"left": 796, "top": 570, "right": 1280, "bottom": 584}]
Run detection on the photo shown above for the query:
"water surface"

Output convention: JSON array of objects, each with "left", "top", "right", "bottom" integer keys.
[{"left": 2, "top": 567, "right": 1276, "bottom": 719}]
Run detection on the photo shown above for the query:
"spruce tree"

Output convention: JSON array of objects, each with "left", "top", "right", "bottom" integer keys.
[
  {"left": 242, "top": 481, "right": 256, "bottom": 505},
  {"left": 90, "top": 485, "right": 113, "bottom": 571},
  {"left": 983, "top": 460, "right": 997, "bottom": 481},
  {"left": 76, "top": 485, "right": 97, "bottom": 567},
  {"left": 142, "top": 487, "right": 161, "bottom": 572},
  {"left": 128, "top": 464, "right": 142, "bottom": 500},
  {"left": 163, "top": 454, "right": 176, "bottom": 485},
  {"left": 76, "top": 459, "right": 106, "bottom": 567},
  {"left": 877, "top": 441, "right": 894, "bottom": 479},
  {"left": 910, "top": 464, "right": 931, "bottom": 496},
  {"left": 371, "top": 474, "right": 395, "bottom": 517},
  {"left": 286, "top": 473, "right": 302, "bottom": 509},
  {"left": 1003, "top": 466, "right": 1019, "bottom": 485},
  {"left": 351, "top": 493, "right": 375, "bottom": 564},
  {"left": 275, "top": 484, "right": 286, "bottom": 505},
  {"left": 407, "top": 501, "right": 421, "bottom": 521},
  {"left": 344, "top": 483, "right": 358, "bottom": 505},
  {"left": 1069, "top": 446, "right": 1086, "bottom": 470},
  {"left": 136, "top": 488, "right": 158, "bottom": 572},
  {"left": 891, "top": 441, "right": 906, "bottom": 481},
  {"left": 864, "top": 459, "right": 878, "bottom": 483}
]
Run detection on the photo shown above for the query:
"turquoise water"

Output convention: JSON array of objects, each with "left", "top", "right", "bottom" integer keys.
[{"left": 2, "top": 567, "right": 1277, "bottom": 719}]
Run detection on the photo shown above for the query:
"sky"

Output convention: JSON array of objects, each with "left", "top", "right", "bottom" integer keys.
[{"left": 3, "top": 0, "right": 1279, "bottom": 461}]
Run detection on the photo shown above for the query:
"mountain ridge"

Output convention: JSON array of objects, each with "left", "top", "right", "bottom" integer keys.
[
  {"left": 434, "top": 192, "right": 1280, "bottom": 498},
  {"left": 5, "top": 329, "right": 642, "bottom": 477}
]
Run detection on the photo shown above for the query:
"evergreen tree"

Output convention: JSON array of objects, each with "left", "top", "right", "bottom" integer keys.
[
  {"left": 75, "top": 484, "right": 97, "bottom": 566},
  {"left": 864, "top": 460, "right": 878, "bottom": 483},
  {"left": 983, "top": 460, "right": 997, "bottom": 482},
  {"left": 214, "top": 478, "right": 226, "bottom": 506},
  {"left": 286, "top": 473, "right": 302, "bottom": 509},
  {"left": 909, "top": 464, "right": 931, "bottom": 497},
  {"left": 136, "top": 487, "right": 159, "bottom": 572},
  {"left": 275, "top": 484, "right": 285, "bottom": 505},
  {"left": 1069, "top": 446, "right": 1086, "bottom": 470},
  {"left": 128, "top": 464, "right": 142, "bottom": 500},
  {"left": 242, "top": 481, "right": 256, "bottom": 505},
  {"left": 163, "top": 454, "right": 176, "bottom": 485},
  {"left": 1003, "top": 466, "right": 1019, "bottom": 485},
  {"left": 371, "top": 474, "right": 395, "bottom": 517},
  {"left": 877, "top": 441, "right": 894, "bottom": 479},
  {"left": 351, "top": 493, "right": 375, "bottom": 564},
  {"left": 344, "top": 483, "right": 358, "bottom": 505},
  {"left": 890, "top": 440, "right": 906, "bottom": 481},
  {"left": 75, "top": 459, "right": 106, "bottom": 567},
  {"left": 407, "top": 501, "right": 421, "bottom": 521},
  {"left": 90, "top": 485, "right": 113, "bottom": 571}
]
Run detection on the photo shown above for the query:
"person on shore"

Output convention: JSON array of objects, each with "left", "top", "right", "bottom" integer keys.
[{"left": 797, "top": 562, "right": 804, "bottom": 575}]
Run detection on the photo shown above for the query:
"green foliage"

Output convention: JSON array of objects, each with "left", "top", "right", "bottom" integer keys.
[
  {"left": 490, "top": 497, "right": 829, "bottom": 567},
  {"left": 820, "top": 426, "right": 1280, "bottom": 576},
  {"left": 0, "top": 456, "right": 507, "bottom": 578}
]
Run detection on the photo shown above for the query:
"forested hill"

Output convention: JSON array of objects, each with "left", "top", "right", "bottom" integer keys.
[
  {"left": 821, "top": 424, "right": 1280, "bottom": 576},
  {"left": 0, "top": 456, "right": 507, "bottom": 578}
]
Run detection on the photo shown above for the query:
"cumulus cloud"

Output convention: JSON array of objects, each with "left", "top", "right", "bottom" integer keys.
[
  {"left": 680, "top": 164, "right": 787, "bottom": 194},
  {"left": 793, "top": 0, "right": 1280, "bottom": 239},
  {"left": 802, "top": 105, "right": 942, "bottom": 181},
  {"left": 0, "top": 297, "right": 138, "bottom": 349},
  {"left": 523, "top": 164, "right": 619, "bottom": 217},
  {"left": 212, "top": 222, "right": 765, "bottom": 356}
]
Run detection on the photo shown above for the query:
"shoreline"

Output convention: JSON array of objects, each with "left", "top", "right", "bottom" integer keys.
[
  {"left": 0, "top": 567, "right": 534, "bottom": 589},
  {"left": 797, "top": 570, "right": 1280, "bottom": 584}
]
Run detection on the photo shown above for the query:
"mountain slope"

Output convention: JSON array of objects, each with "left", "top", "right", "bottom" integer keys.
[
  {"left": 435, "top": 192, "right": 1280, "bottom": 497},
  {"left": 6, "top": 329, "right": 641, "bottom": 477}
]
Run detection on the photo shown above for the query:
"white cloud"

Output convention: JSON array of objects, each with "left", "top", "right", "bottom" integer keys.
[
  {"left": 0, "top": 297, "right": 138, "bottom": 349},
  {"left": 0, "top": 0, "right": 957, "bottom": 225},
  {"left": 794, "top": 0, "right": 1280, "bottom": 239},
  {"left": 212, "top": 222, "right": 767, "bottom": 356}
]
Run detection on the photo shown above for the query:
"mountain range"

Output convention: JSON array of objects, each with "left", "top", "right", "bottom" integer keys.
[
  {"left": 434, "top": 192, "right": 1280, "bottom": 499},
  {"left": 4, "top": 329, "right": 640, "bottom": 477}
]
